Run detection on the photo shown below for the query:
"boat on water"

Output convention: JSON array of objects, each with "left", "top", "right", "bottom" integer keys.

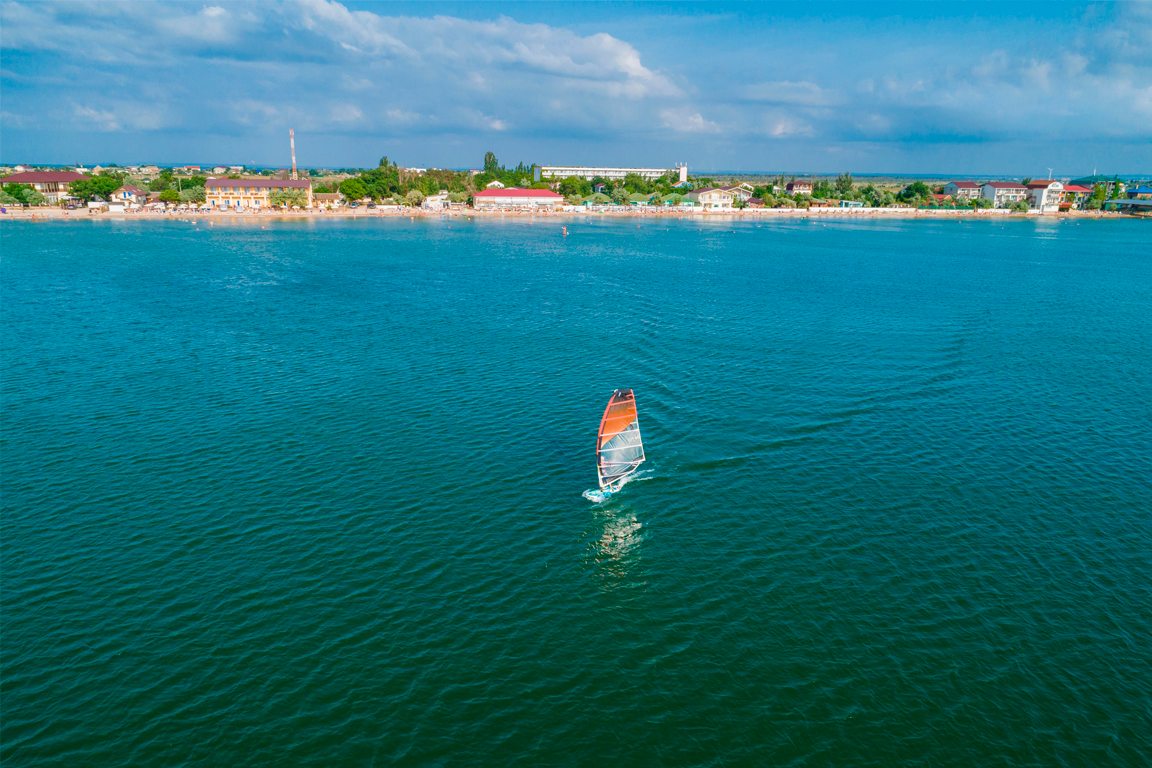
[{"left": 584, "top": 388, "right": 646, "bottom": 502}]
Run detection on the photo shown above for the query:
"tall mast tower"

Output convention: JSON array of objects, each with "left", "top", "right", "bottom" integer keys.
[{"left": 289, "top": 129, "right": 298, "bottom": 180}]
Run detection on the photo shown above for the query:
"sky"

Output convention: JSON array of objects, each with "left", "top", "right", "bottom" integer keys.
[{"left": 1, "top": 0, "right": 1150, "bottom": 175}]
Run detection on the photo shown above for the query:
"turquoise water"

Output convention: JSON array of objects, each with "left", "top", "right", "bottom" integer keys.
[{"left": 2, "top": 217, "right": 1150, "bottom": 765}]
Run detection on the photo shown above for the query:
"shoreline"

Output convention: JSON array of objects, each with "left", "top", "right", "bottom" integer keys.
[{"left": 0, "top": 206, "right": 1135, "bottom": 223}]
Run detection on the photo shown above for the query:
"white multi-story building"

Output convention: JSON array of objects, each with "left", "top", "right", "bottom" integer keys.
[
  {"left": 943, "top": 181, "right": 982, "bottom": 201},
  {"left": 540, "top": 164, "right": 688, "bottom": 183},
  {"left": 981, "top": 181, "right": 1029, "bottom": 208},
  {"left": 1025, "top": 180, "right": 1064, "bottom": 213}
]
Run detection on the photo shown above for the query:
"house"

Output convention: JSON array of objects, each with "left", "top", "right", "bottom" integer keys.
[
  {"left": 472, "top": 188, "right": 565, "bottom": 209},
  {"left": 0, "top": 170, "right": 88, "bottom": 203},
  {"left": 205, "top": 178, "right": 313, "bottom": 209},
  {"left": 726, "top": 185, "right": 753, "bottom": 202},
  {"left": 422, "top": 192, "right": 450, "bottom": 210},
  {"left": 981, "top": 181, "right": 1029, "bottom": 208},
  {"left": 113, "top": 185, "right": 147, "bottom": 205},
  {"left": 942, "top": 181, "right": 982, "bottom": 201},
  {"left": 627, "top": 192, "right": 655, "bottom": 206},
  {"left": 312, "top": 192, "right": 343, "bottom": 209},
  {"left": 580, "top": 193, "right": 613, "bottom": 206},
  {"left": 786, "top": 179, "right": 813, "bottom": 196},
  {"left": 687, "top": 187, "right": 736, "bottom": 209},
  {"left": 1060, "top": 184, "right": 1092, "bottom": 209},
  {"left": 1127, "top": 185, "right": 1152, "bottom": 200},
  {"left": 1070, "top": 175, "right": 1125, "bottom": 198},
  {"left": 485, "top": 180, "right": 506, "bottom": 189},
  {"left": 1025, "top": 180, "right": 1064, "bottom": 212}
]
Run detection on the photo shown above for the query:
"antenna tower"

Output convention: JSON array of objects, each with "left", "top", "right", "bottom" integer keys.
[{"left": 289, "top": 129, "right": 298, "bottom": 180}]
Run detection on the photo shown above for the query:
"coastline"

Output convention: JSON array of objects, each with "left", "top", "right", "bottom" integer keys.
[{"left": 0, "top": 206, "right": 1133, "bottom": 223}]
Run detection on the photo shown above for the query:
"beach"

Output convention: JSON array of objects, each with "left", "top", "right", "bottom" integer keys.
[{"left": 0, "top": 204, "right": 1129, "bottom": 222}]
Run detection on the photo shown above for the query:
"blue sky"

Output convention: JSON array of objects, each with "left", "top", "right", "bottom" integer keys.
[{"left": 2, "top": 0, "right": 1150, "bottom": 174}]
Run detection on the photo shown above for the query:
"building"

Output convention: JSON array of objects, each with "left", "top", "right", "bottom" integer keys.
[
  {"left": 0, "top": 170, "right": 88, "bottom": 203},
  {"left": 485, "top": 180, "right": 506, "bottom": 189},
  {"left": 205, "top": 178, "right": 313, "bottom": 209},
  {"left": 422, "top": 192, "right": 450, "bottom": 210},
  {"left": 786, "top": 179, "right": 813, "bottom": 196},
  {"left": 312, "top": 192, "right": 343, "bottom": 209},
  {"left": 687, "top": 187, "right": 736, "bottom": 209},
  {"left": 113, "top": 185, "right": 148, "bottom": 205},
  {"left": 1060, "top": 184, "right": 1092, "bottom": 209},
  {"left": 472, "top": 188, "right": 565, "bottom": 209},
  {"left": 1025, "top": 180, "right": 1064, "bottom": 213},
  {"left": 1070, "top": 175, "right": 1126, "bottom": 198},
  {"left": 942, "top": 181, "right": 982, "bottom": 201},
  {"left": 981, "top": 181, "right": 1029, "bottom": 208},
  {"left": 540, "top": 164, "right": 687, "bottom": 183}
]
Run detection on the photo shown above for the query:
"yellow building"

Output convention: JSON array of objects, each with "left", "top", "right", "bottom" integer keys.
[{"left": 205, "top": 178, "right": 313, "bottom": 209}]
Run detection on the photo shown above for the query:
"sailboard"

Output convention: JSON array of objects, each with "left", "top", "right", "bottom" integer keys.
[{"left": 583, "top": 388, "right": 646, "bottom": 502}]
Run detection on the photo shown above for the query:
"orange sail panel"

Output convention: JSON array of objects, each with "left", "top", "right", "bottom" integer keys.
[{"left": 596, "top": 389, "right": 646, "bottom": 492}]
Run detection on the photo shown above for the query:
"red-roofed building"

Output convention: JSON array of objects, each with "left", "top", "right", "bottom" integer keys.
[
  {"left": 942, "top": 181, "right": 982, "bottom": 201},
  {"left": 1, "top": 170, "right": 88, "bottom": 203},
  {"left": 473, "top": 187, "right": 564, "bottom": 209},
  {"left": 205, "top": 177, "right": 312, "bottom": 209},
  {"left": 1061, "top": 184, "right": 1093, "bottom": 210},
  {"left": 114, "top": 185, "right": 147, "bottom": 205}
]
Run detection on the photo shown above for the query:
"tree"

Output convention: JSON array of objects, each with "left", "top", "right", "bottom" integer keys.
[
  {"left": 812, "top": 179, "right": 833, "bottom": 199},
  {"left": 69, "top": 175, "right": 120, "bottom": 202},
  {"left": 158, "top": 189, "right": 180, "bottom": 204},
  {"left": 483, "top": 151, "right": 499, "bottom": 173},
  {"left": 834, "top": 172, "right": 854, "bottom": 197},
  {"left": 971, "top": 196, "right": 993, "bottom": 209},
  {"left": 1009, "top": 199, "right": 1030, "bottom": 213},
  {"left": 180, "top": 188, "right": 206, "bottom": 204},
  {"left": 268, "top": 188, "right": 307, "bottom": 207},
  {"left": 2, "top": 183, "right": 34, "bottom": 205},
  {"left": 0, "top": 189, "right": 20, "bottom": 206},
  {"left": 898, "top": 181, "right": 932, "bottom": 203},
  {"left": 339, "top": 177, "right": 368, "bottom": 201},
  {"left": 609, "top": 187, "right": 628, "bottom": 205},
  {"left": 404, "top": 189, "right": 424, "bottom": 206}
]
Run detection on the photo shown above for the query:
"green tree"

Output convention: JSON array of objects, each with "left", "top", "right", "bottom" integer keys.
[
  {"left": 0, "top": 189, "right": 21, "bottom": 206},
  {"left": 898, "top": 181, "right": 932, "bottom": 203},
  {"left": 404, "top": 189, "right": 425, "bottom": 206},
  {"left": 2, "top": 183, "right": 34, "bottom": 205},
  {"left": 268, "top": 189, "right": 307, "bottom": 207},
  {"left": 834, "top": 172, "right": 854, "bottom": 197},
  {"left": 483, "top": 151, "right": 499, "bottom": 173},
  {"left": 180, "top": 188, "right": 206, "bottom": 204},
  {"left": 69, "top": 176, "right": 120, "bottom": 202},
  {"left": 158, "top": 189, "right": 180, "bottom": 204},
  {"left": 609, "top": 187, "right": 628, "bottom": 205},
  {"left": 339, "top": 177, "right": 368, "bottom": 201},
  {"left": 1009, "top": 199, "right": 1030, "bottom": 213}
]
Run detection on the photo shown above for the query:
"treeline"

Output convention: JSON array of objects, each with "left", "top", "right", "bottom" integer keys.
[{"left": 333, "top": 152, "right": 541, "bottom": 204}]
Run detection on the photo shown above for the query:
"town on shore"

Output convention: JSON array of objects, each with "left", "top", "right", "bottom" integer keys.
[{"left": 3, "top": 151, "right": 1149, "bottom": 219}]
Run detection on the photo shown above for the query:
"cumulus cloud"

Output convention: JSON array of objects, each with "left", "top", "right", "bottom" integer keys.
[{"left": 1, "top": 0, "right": 1149, "bottom": 169}]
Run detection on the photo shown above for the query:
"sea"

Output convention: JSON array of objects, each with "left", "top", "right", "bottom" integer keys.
[{"left": 2, "top": 216, "right": 1150, "bottom": 766}]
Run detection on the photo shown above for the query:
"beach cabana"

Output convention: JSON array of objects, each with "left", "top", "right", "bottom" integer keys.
[{"left": 581, "top": 193, "right": 612, "bottom": 206}]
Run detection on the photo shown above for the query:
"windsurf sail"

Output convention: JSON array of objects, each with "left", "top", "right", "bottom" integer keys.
[{"left": 595, "top": 388, "right": 646, "bottom": 492}]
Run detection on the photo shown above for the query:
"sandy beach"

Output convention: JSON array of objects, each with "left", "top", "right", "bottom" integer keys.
[{"left": 0, "top": 205, "right": 1129, "bottom": 223}]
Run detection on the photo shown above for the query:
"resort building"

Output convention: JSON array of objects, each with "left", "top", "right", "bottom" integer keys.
[
  {"left": 1060, "top": 185, "right": 1092, "bottom": 209},
  {"left": 942, "top": 181, "right": 982, "bottom": 201},
  {"left": 786, "top": 179, "right": 813, "bottom": 196},
  {"left": 981, "top": 181, "right": 1029, "bottom": 208},
  {"left": 473, "top": 188, "right": 565, "bottom": 209},
  {"left": 1025, "top": 180, "right": 1064, "bottom": 213},
  {"left": 0, "top": 170, "right": 88, "bottom": 203},
  {"left": 540, "top": 164, "right": 688, "bottom": 183},
  {"left": 687, "top": 187, "right": 736, "bottom": 209},
  {"left": 113, "top": 185, "right": 148, "bottom": 205},
  {"left": 205, "top": 178, "right": 313, "bottom": 209}
]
